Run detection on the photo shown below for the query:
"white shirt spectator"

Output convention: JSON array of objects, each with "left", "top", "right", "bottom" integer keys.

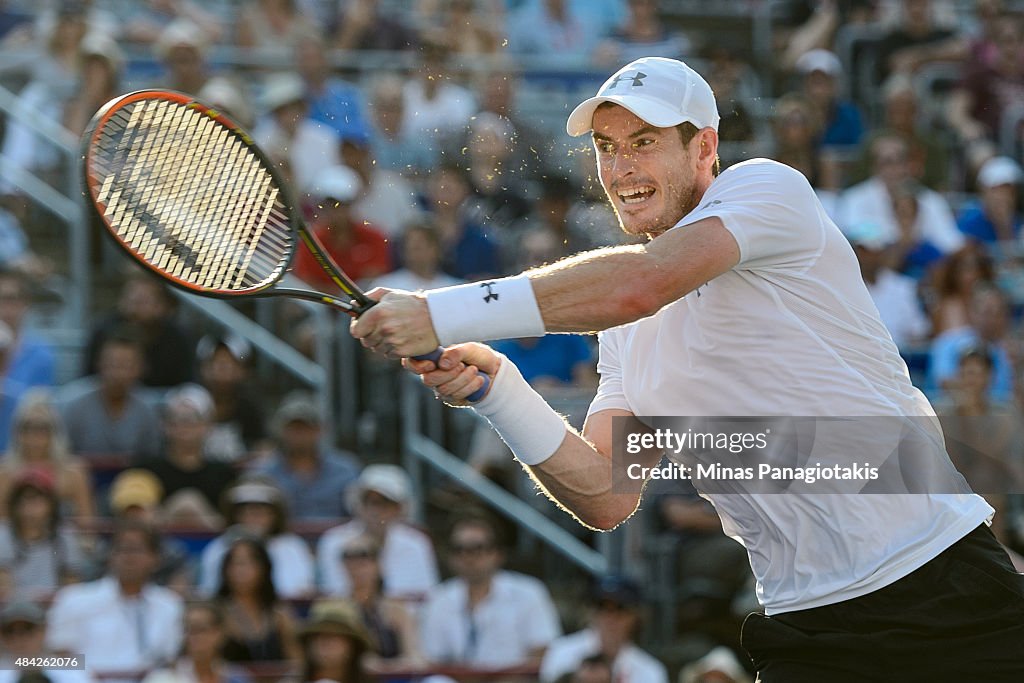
[
  {"left": 46, "top": 576, "right": 184, "bottom": 677},
  {"left": 372, "top": 270, "right": 462, "bottom": 292},
  {"left": 400, "top": 80, "right": 475, "bottom": 140},
  {"left": 420, "top": 570, "right": 561, "bottom": 668},
  {"left": 197, "top": 532, "right": 315, "bottom": 599},
  {"left": 540, "top": 628, "right": 668, "bottom": 683},
  {"left": 865, "top": 268, "right": 930, "bottom": 349},
  {"left": 252, "top": 119, "right": 340, "bottom": 199},
  {"left": 837, "top": 178, "right": 964, "bottom": 254},
  {"left": 353, "top": 168, "right": 421, "bottom": 238},
  {"left": 317, "top": 520, "right": 438, "bottom": 598}
]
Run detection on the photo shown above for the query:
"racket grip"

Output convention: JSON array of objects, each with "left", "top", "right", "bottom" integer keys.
[{"left": 413, "top": 348, "right": 491, "bottom": 402}]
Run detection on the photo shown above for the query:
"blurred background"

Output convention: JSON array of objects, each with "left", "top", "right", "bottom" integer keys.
[{"left": 0, "top": 0, "right": 1023, "bottom": 682}]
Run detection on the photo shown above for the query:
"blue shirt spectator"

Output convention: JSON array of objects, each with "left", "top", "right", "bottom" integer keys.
[
  {"left": 493, "top": 336, "right": 595, "bottom": 385},
  {"left": 956, "top": 156, "right": 1024, "bottom": 245},
  {"left": 252, "top": 391, "right": 361, "bottom": 520},
  {"left": 957, "top": 200, "right": 1022, "bottom": 244},
  {"left": 821, "top": 101, "right": 865, "bottom": 147},
  {"left": 506, "top": 0, "right": 609, "bottom": 63},
  {"left": 795, "top": 49, "right": 864, "bottom": 148},
  {"left": 297, "top": 40, "right": 373, "bottom": 145},
  {"left": 928, "top": 328, "right": 1014, "bottom": 403}
]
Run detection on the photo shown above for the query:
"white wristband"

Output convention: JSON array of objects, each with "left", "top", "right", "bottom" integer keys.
[
  {"left": 426, "top": 275, "right": 546, "bottom": 346},
  {"left": 474, "top": 355, "right": 567, "bottom": 466}
]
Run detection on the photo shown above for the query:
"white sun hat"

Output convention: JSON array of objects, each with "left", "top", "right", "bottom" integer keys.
[{"left": 566, "top": 56, "right": 720, "bottom": 137}]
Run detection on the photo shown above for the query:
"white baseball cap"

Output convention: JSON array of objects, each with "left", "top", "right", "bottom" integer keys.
[
  {"left": 795, "top": 48, "right": 842, "bottom": 77},
  {"left": 566, "top": 57, "right": 720, "bottom": 137},
  {"left": 306, "top": 165, "right": 362, "bottom": 203},
  {"left": 977, "top": 156, "right": 1024, "bottom": 189}
]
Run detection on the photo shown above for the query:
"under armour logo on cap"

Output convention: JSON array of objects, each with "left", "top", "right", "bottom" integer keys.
[{"left": 606, "top": 71, "right": 647, "bottom": 89}]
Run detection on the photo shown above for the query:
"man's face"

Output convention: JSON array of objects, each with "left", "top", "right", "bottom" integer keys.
[
  {"left": 448, "top": 524, "right": 501, "bottom": 583},
  {"left": 99, "top": 343, "right": 144, "bottom": 391},
  {"left": 591, "top": 105, "right": 701, "bottom": 238},
  {"left": 110, "top": 529, "right": 158, "bottom": 585},
  {"left": 0, "top": 620, "right": 45, "bottom": 657}
]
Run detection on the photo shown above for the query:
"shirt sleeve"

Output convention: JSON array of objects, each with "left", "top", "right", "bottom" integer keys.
[
  {"left": 519, "top": 580, "right": 562, "bottom": 650},
  {"left": 45, "top": 587, "right": 83, "bottom": 653},
  {"left": 587, "top": 330, "right": 630, "bottom": 417},
  {"left": 673, "top": 159, "right": 826, "bottom": 272}
]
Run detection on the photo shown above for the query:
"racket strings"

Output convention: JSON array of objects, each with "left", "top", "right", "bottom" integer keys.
[{"left": 89, "top": 98, "right": 293, "bottom": 292}]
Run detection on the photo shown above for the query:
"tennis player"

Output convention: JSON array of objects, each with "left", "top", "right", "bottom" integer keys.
[{"left": 351, "top": 57, "right": 1024, "bottom": 680}]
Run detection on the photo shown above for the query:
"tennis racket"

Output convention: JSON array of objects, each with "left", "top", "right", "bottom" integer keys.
[{"left": 81, "top": 89, "right": 489, "bottom": 401}]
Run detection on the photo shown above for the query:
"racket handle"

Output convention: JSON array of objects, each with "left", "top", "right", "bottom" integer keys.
[{"left": 413, "top": 348, "right": 491, "bottom": 402}]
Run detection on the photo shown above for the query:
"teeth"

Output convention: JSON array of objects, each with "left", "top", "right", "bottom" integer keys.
[{"left": 619, "top": 186, "right": 655, "bottom": 204}]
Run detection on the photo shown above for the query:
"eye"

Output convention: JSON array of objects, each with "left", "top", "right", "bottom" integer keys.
[
  {"left": 596, "top": 141, "right": 616, "bottom": 155},
  {"left": 633, "top": 137, "right": 655, "bottom": 149}
]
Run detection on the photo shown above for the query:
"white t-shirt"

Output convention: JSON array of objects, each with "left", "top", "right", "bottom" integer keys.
[
  {"left": 317, "top": 520, "right": 439, "bottom": 598},
  {"left": 865, "top": 268, "right": 930, "bottom": 349},
  {"left": 539, "top": 628, "right": 668, "bottom": 683},
  {"left": 588, "top": 159, "right": 993, "bottom": 614},
  {"left": 420, "top": 570, "right": 562, "bottom": 668}
]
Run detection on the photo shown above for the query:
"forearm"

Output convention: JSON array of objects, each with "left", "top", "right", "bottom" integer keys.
[
  {"left": 526, "top": 428, "right": 648, "bottom": 531},
  {"left": 526, "top": 244, "right": 680, "bottom": 332}
]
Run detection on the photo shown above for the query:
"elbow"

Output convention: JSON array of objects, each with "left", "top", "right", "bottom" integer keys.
[
  {"left": 579, "top": 497, "right": 638, "bottom": 532},
  {"left": 614, "top": 272, "right": 676, "bottom": 322}
]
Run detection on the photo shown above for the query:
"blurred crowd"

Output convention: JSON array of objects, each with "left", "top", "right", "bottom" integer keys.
[{"left": 1, "top": 0, "right": 1024, "bottom": 681}]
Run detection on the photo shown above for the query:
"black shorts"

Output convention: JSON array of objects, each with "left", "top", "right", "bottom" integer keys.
[{"left": 741, "top": 524, "right": 1024, "bottom": 683}]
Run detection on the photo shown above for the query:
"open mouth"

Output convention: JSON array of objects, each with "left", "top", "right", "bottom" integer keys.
[{"left": 617, "top": 185, "right": 656, "bottom": 205}]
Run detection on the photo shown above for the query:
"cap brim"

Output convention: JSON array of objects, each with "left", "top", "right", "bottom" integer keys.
[{"left": 566, "top": 94, "right": 690, "bottom": 137}]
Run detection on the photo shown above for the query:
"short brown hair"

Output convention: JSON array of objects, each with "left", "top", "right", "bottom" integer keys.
[{"left": 677, "top": 122, "right": 720, "bottom": 177}]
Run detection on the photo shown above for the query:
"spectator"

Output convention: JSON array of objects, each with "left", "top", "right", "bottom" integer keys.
[
  {"left": 0, "top": 468, "right": 87, "bottom": 602},
  {"left": 295, "top": 38, "right": 372, "bottom": 145},
  {"left": 474, "top": 68, "right": 548, "bottom": 180},
  {"left": 678, "top": 646, "right": 752, "bottom": 683},
  {"left": 0, "top": 601, "right": 90, "bottom": 683},
  {"left": 107, "top": 469, "right": 192, "bottom": 593},
  {"left": 297, "top": 600, "right": 373, "bottom": 683},
  {"left": 929, "top": 285, "right": 1014, "bottom": 402},
  {"left": 254, "top": 73, "right": 342, "bottom": 202},
  {"left": 333, "top": 534, "right": 423, "bottom": 669},
  {"left": 83, "top": 271, "right": 194, "bottom": 388},
  {"left": 416, "top": 0, "right": 505, "bottom": 56},
  {"left": 343, "top": 139, "right": 421, "bottom": 239},
  {"left": 937, "top": 347, "right": 1024, "bottom": 497},
  {"left": 838, "top": 134, "right": 963, "bottom": 257},
  {"left": 366, "top": 73, "right": 436, "bottom": 177},
  {"left": 540, "top": 576, "right": 667, "bottom": 683},
  {"left": 155, "top": 19, "right": 211, "bottom": 95},
  {"left": 420, "top": 514, "right": 560, "bottom": 669},
  {"left": 333, "top": 0, "right": 417, "bottom": 51},
  {"left": 423, "top": 163, "right": 502, "bottom": 280},
  {"left": 237, "top": 0, "right": 320, "bottom": 56},
  {"left": 372, "top": 222, "right": 462, "bottom": 292},
  {"left": 593, "top": 0, "right": 691, "bottom": 67},
  {"left": 929, "top": 245, "right": 995, "bottom": 336},
  {"left": 318, "top": 465, "right": 438, "bottom": 599},
  {"left": 0, "top": 203, "right": 45, "bottom": 277},
  {"left": 794, "top": 48, "right": 864, "bottom": 149},
  {"left": 197, "top": 334, "right": 268, "bottom": 464},
  {"left": 400, "top": 39, "right": 476, "bottom": 159},
  {"left": 462, "top": 113, "right": 532, "bottom": 233},
  {"left": 848, "top": 222, "right": 930, "bottom": 349},
  {"left": 702, "top": 47, "right": 755, "bottom": 149},
  {"left": 0, "top": 389, "right": 94, "bottom": 519},
  {"left": 0, "top": 2, "right": 33, "bottom": 46},
  {"left": 214, "top": 535, "right": 301, "bottom": 663},
  {"left": 61, "top": 329, "right": 161, "bottom": 460},
  {"left": 947, "top": 13, "right": 1024, "bottom": 154},
  {"left": 198, "top": 478, "right": 315, "bottom": 600},
  {"left": 510, "top": 175, "right": 602, "bottom": 260},
  {"left": 0, "top": 3, "right": 86, "bottom": 187},
  {"left": 142, "top": 602, "right": 252, "bottom": 683},
  {"left": 122, "top": 0, "right": 225, "bottom": 46},
  {"left": 47, "top": 520, "right": 184, "bottom": 677},
  {"left": 506, "top": 0, "right": 606, "bottom": 64},
  {"left": 0, "top": 268, "right": 54, "bottom": 389},
  {"left": 957, "top": 156, "right": 1024, "bottom": 245},
  {"left": 253, "top": 391, "right": 360, "bottom": 521},
  {"left": 294, "top": 164, "right": 391, "bottom": 287},
  {"left": 62, "top": 32, "right": 122, "bottom": 138},
  {"left": 770, "top": 94, "right": 829, "bottom": 191},
  {"left": 140, "top": 384, "right": 236, "bottom": 530},
  {"left": 855, "top": 74, "right": 950, "bottom": 191},
  {"left": 871, "top": 0, "right": 962, "bottom": 83}
]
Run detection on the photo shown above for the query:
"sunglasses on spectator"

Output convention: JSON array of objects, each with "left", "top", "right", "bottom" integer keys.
[
  {"left": 342, "top": 548, "right": 377, "bottom": 561},
  {"left": 449, "top": 542, "right": 495, "bottom": 555}
]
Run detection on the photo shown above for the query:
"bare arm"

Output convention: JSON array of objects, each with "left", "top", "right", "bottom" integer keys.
[
  {"left": 351, "top": 216, "right": 739, "bottom": 356},
  {"left": 529, "top": 217, "right": 739, "bottom": 332}
]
